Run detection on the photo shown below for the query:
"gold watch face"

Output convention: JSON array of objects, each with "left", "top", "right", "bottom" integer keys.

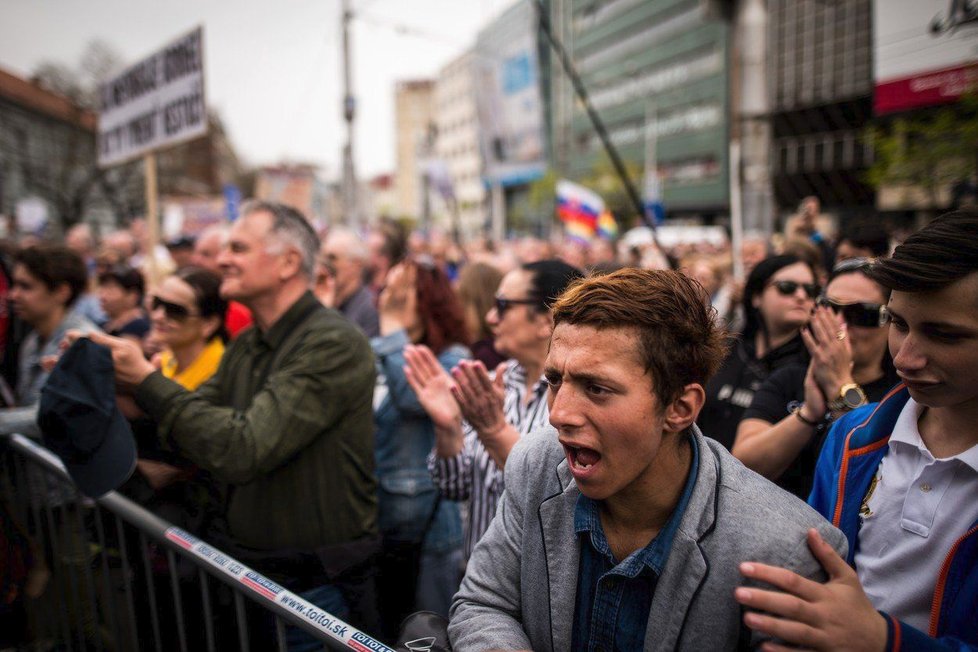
[{"left": 843, "top": 386, "right": 865, "bottom": 408}]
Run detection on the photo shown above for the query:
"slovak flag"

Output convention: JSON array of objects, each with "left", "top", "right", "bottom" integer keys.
[{"left": 556, "top": 179, "right": 603, "bottom": 241}]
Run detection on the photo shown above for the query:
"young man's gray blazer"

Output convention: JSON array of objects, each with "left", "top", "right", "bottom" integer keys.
[{"left": 449, "top": 426, "right": 848, "bottom": 651}]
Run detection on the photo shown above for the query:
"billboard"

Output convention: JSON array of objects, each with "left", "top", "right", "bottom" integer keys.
[
  {"left": 473, "top": 0, "right": 547, "bottom": 187},
  {"left": 98, "top": 27, "right": 207, "bottom": 166},
  {"left": 874, "top": 1, "right": 978, "bottom": 114}
]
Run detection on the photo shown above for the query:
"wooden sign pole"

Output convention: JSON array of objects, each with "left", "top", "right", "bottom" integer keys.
[{"left": 144, "top": 153, "right": 160, "bottom": 287}]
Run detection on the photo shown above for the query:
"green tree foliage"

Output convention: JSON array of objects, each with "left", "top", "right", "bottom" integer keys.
[{"left": 866, "top": 96, "right": 978, "bottom": 208}]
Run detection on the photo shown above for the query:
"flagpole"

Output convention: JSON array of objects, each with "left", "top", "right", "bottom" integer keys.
[
  {"left": 643, "top": 102, "right": 662, "bottom": 226},
  {"left": 534, "top": 0, "right": 647, "bottom": 227}
]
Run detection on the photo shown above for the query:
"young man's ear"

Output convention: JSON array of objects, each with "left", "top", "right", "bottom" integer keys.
[
  {"left": 663, "top": 384, "right": 706, "bottom": 434},
  {"left": 53, "top": 282, "right": 72, "bottom": 307}
]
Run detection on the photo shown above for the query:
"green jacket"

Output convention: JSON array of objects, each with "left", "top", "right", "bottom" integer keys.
[{"left": 136, "top": 291, "right": 377, "bottom": 550}]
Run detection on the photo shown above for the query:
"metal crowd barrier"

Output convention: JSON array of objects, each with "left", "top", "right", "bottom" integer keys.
[{"left": 0, "top": 432, "right": 395, "bottom": 652}]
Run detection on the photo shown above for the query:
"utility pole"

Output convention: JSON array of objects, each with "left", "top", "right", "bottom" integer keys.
[
  {"left": 341, "top": 0, "right": 359, "bottom": 228},
  {"left": 732, "top": 0, "right": 774, "bottom": 237}
]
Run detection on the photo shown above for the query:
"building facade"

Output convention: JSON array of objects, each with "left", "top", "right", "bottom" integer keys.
[
  {"left": 254, "top": 163, "right": 328, "bottom": 224},
  {"left": 0, "top": 66, "right": 125, "bottom": 236},
  {"left": 394, "top": 79, "right": 436, "bottom": 222},
  {"left": 767, "top": 0, "right": 876, "bottom": 219},
  {"left": 475, "top": 0, "right": 549, "bottom": 238},
  {"left": 547, "top": 0, "right": 732, "bottom": 220},
  {"left": 434, "top": 50, "right": 487, "bottom": 240}
]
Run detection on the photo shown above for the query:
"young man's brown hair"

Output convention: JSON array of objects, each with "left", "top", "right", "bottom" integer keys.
[{"left": 552, "top": 268, "right": 728, "bottom": 405}]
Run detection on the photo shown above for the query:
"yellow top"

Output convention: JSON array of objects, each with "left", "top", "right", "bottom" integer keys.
[{"left": 160, "top": 338, "right": 225, "bottom": 390}]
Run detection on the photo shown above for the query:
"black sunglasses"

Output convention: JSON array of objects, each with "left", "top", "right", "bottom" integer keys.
[
  {"left": 770, "top": 280, "right": 820, "bottom": 300},
  {"left": 817, "top": 297, "right": 889, "bottom": 328},
  {"left": 494, "top": 297, "right": 541, "bottom": 316},
  {"left": 151, "top": 296, "right": 197, "bottom": 321},
  {"left": 831, "top": 257, "right": 875, "bottom": 274}
]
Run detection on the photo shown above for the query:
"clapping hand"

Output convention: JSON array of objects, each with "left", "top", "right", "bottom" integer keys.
[
  {"left": 403, "top": 344, "right": 461, "bottom": 431},
  {"left": 451, "top": 360, "right": 507, "bottom": 440},
  {"left": 801, "top": 306, "right": 854, "bottom": 411}
]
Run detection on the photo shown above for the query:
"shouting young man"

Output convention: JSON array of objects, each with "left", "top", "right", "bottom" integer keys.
[{"left": 449, "top": 268, "right": 846, "bottom": 651}]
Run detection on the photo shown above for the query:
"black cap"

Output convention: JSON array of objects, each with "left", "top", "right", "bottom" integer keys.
[{"left": 38, "top": 338, "right": 136, "bottom": 498}]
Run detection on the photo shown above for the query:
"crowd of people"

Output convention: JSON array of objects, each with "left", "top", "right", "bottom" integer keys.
[{"left": 0, "top": 196, "right": 975, "bottom": 651}]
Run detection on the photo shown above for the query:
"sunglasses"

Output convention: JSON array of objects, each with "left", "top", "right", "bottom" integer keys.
[
  {"left": 494, "top": 297, "right": 541, "bottom": 316},
  {"left": 831, "top": 257, "right": 875, "bottom": 275},
  {"left": 817, "top": 297, "right": 889, "bottom": 328},
  {"left": 151, "top": 296, "right": 198, "bottom": 321},
  {"left": 769, "top": 280, "right": 820, "bottom": 299}
]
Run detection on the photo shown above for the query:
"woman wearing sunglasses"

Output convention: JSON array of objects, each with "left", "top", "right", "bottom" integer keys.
[
  {"left": 732, "top": 258, "right": 898, "bottom": 498},
  {"left": 124, "top": 267, "right": 229, "bottom": 651},
  {"left": 132, "top": 267, "right": 228, "bottom": 494},
  {"left": 404, "top": 260, "right": 583, "bottom": 563},
  {"left": 698, "top": 254, "right": 818, "bottom": 450},
  {"left": 124, "top": 267, "right": 228, "bottom": 525},
  {"left": 150, "top": 267, "right": 229, "bottom": 390}
]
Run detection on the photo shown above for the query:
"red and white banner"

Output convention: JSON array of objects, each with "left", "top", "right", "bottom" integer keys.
[
  {"left": 873, "top": 0, "right": 978, "bottom": 115},
  {"left": 875, "top": 62, "right": 978, "bottom": 114}
]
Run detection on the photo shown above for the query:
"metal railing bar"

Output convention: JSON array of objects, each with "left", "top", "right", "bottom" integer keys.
[
  {"left": 199, "top": 567, "right": 217, "bottom": 652},
  {"left": 12, "top": 451, "right": 63, "bottom": 644},
  {"left": 166, "top": 548, "right": 189, "bottom": 652},
  {"left": 276, "top": 616, "right": 287, "bottom": 651},
  {"left": 92, "top": 507, "right": 123, "bottom": 651},
  {"left": 4, "top": 433, "right": 390, "bottom": 652},
  {"left": 56, "top": 501, "right": 85, "bottom": 651},
  {"left": 42, "top": 493, "right": 74, "bottom": 652},
  {"left": 138, "top": 530, "right": 164, "bottom": 652},
  {"left": 114, "top": 514, "right": 140, "bottom": 652},
  {"left": 235, "top": 591, "right": 251, "bottom": 652},
  {"left": 70, "top": 500, "right": 104, "bottom": 652}
]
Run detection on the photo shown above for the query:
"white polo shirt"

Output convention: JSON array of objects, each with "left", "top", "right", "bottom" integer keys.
[{"left": 854, "top": 397, "right": 978, "bottom": 631}]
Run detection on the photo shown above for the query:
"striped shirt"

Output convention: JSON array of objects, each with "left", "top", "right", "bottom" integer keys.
[{"left": 428, "top": 360, "right": 551, "bottom": 559}]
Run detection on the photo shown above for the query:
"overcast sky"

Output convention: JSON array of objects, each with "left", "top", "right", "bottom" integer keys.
[{"left": 0, "top": 0, "right": 509, "bottom": 178}]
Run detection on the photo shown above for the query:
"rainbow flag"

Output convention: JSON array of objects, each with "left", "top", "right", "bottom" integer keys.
[
  {"left": 556, "top": 179, "right": 602, "bottom": 241},
  {"left": 596, "top": 210, "right": 618, "bottom": 240}
]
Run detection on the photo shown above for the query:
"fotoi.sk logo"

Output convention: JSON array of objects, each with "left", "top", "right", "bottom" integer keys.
[
  {"left": 347, "top": 631, "right": 396, "bottom": 652},
  {"left": 239, "top": 572, "right": 284, "bottom": 601},
  {"left": 165, "top": 528, "right": 200, "bottom": 550}
]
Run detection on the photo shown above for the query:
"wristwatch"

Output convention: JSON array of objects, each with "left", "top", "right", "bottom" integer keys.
[{"left": 828, "top": 383, "right": 867, "bottom": 413}]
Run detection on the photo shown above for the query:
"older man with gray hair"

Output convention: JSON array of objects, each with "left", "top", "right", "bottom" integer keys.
[
  {"left": 192, "top": 223, "right": 252, "bottom": 336},
  {"left": 318, "top": 226, "right": 379, "bottom": 337},
  {"left": 76, "top": 200, "right": 379, "bottom": 644}
]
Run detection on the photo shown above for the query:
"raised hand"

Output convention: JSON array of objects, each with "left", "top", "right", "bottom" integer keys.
[
  {"left": 403, "top": 344, "right": 461, "bottom": 431},
  {"left": 451, "top": 360, "right": 507, "bottom": 438},
  {"left": 801, "top": 305, "right": 854, "bottom": 402},
  {"left": 378, "top": 263, "right": 418, "bottom": 337},
  {"left": 452, "top": 360, "right": 521, "bottom": 467},
  {"left": 62, "top": 329, "right": 156, "bottom": 387}
]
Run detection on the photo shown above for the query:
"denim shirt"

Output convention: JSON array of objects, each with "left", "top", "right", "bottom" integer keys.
[
  {"left": 372, "top": 329, "right": 468, "bottom": 553},
  {"left": 571, "top": 435, "right": 700, "bottom": 652}
]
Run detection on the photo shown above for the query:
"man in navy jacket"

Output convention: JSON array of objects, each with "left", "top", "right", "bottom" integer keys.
[{"left": 736, "top": 209, "right": 978, "bottom": 651}]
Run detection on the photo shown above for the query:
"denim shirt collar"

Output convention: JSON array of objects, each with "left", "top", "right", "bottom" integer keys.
[{"left": 574, "top": 433, "right": 700, "bottom": 576}]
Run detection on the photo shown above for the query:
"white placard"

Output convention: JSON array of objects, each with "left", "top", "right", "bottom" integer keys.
[{"left": 97, "top": 27, "right": 207, "bottom": 167}]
